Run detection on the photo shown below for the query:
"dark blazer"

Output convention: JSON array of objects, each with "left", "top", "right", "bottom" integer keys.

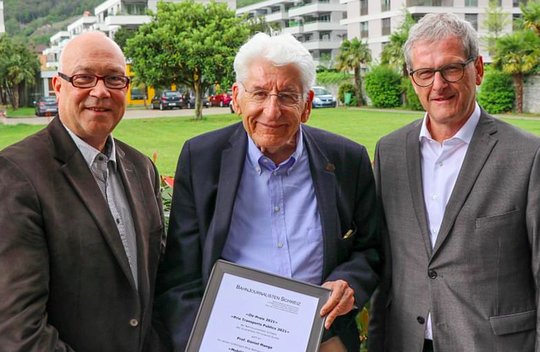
[
  {"left": 368, "top": 110, "right": 540, "bottom": 352},
  {"left": 0, "top": 117, "right": 167, "bottom": 352},
  {"left": 155, "top": 122, "right": 380, "bottom": 351}
]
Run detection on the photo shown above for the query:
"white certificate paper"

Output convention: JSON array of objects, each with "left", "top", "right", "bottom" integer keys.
[{"left": 186, "top": 260, "right": 330, "bottom": 352}]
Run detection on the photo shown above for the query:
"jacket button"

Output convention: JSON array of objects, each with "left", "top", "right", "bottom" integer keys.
[
  {"left": 417, "top": 316, "right": 425, "bottom": 324},
  {"left": 428, "top": 270, "right": 438, "bottom": 279},
  {"left": 129, "top": 319, "right": 139, "bottom": 327}
]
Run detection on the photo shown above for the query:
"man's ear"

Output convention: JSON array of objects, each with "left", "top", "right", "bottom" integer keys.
[
  {"left": 231, "top": 82, "right": 241, "bottom": 115},
  {"left": 301, "top": 89, "right": 314, "bottom": 123},
  {"left": 52, "top": 75, "right": 62, "bottom": 96}
]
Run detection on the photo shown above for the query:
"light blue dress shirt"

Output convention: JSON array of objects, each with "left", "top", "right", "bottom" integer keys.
[{"left": 222, "top": 127, "right": 324, "bottom": 285}]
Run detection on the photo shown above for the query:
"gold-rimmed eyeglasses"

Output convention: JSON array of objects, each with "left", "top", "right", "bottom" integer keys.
[
  {"left": 58, "top": 72, "right": 130, "bottom": 89},
  {"left": 240, "top": 82, "right": 303, "bottom": 107},
  {"left": 409, "top": 57, "right": 476, "bottom": 87}
]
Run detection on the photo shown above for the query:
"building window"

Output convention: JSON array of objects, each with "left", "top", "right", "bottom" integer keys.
[
  {"left": 320, "top": 31, "right": 331, "bottom": 41},
  {"left": 381, "top": 0, "right": 390, "bottom": 11},
  {"left": 360, "top": 0, "right": 368, "bottom": 15},
  {"left": 465, "top": 13, "right": 478, "bottom": 30},
  {"left": 406, "top": 0, "right": 451, "bottom": 5},
  {"left": 361, "top": 21, "right": 368, "bottom": 38},
  {"left": 465, "top": 0, "right": 477, "bottom": 6},
  {"left": 382, "top": 18, "right": 391, "bottom": 35},
  {"left": 513, "top": 0, "right": 527, "bottom": 7},
  {"left": 513, "top": 13, "right": 522, "bottom": 30}
]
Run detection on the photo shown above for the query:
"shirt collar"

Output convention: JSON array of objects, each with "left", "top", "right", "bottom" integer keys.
[
  {"left": 63, "top": 123, "right": 117, "bottom": 168},
  {"left": 247, "top": 125, "right": 304, "bottom": 175},
  {"left": 419, "top": 102, "right": 481, "bottom": 144}
]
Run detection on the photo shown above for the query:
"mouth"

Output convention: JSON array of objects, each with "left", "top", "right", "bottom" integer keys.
[
  {"left": 86, "top": 106, "right": 111, "bottom": 112},
  {"left": 430, "top": 94, "right": 455, "bottom": 102}
]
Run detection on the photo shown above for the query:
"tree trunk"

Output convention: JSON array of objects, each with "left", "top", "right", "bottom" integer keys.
[
  {"left": 10, "top": 85, "right": 20, "bottom": 109},
  {"left": 513, "top": 73, "right": 523, "bottom": 113},
  {"left": 354, "top": 66, "right": 362, "bottom": 107},
  {"left": 193, "top": 69, "right": 203, "bottom": 120}
]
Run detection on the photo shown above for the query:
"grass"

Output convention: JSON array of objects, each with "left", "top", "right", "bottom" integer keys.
[
  {"left": 5, "top": 107, "right": 36, "bottom": 118},
  {"left": 2, "top": 107, "right": 540, "bottom": 176}
]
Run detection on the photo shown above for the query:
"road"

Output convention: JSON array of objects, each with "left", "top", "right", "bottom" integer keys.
[{"left": 1, "top": 106, "right": 232, "bottom": 125}]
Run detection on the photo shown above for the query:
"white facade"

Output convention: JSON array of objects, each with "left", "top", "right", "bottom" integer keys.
[
  {"left": 0, "top": 1, "right": 5, "bottom": 33},
  {"left": 237, "top": 0, "right": 347, "bottom": 66},
  {"left": 341, "top": 0, "right": 526, "bottom": 62}
]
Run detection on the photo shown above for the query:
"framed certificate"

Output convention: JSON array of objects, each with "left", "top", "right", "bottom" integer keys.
[{"left": 186, "top": 260, "right": 331, "bottom": 352}]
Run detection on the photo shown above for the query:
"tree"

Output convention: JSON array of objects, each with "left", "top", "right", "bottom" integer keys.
[
  {"left": 380, "top": 9, "right": 415, "bottom": 105},
  {"left": 493, "top": 30, "right": 540, "bottom": 113},
  {"left": 113, "top": 27, "right": 138, "bottom": 50},
  {"left": 335, "top": 38, "right": 371, "bottom": 107},
  {"left": 0, "top": 35, "right": 40, "bottom": 109},
  {"left": 125, "top": 1, "right": 250, "bottom": 119},
  {"left": 521, "top": 0, "right": 540, "bottom": 36},
  {"left": 482, "top": 0, "right": 510, "bottom": 56}
]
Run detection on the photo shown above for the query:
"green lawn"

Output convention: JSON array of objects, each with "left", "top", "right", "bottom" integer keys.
[{"left": 2, "top": 107, "right": 540, "bottom": 176}]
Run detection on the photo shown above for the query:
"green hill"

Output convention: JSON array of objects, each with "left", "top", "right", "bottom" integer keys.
[{"left": 4, "top": 0, "right": 103, "bottom": 46}]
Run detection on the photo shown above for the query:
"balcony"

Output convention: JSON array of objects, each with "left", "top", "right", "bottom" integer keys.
[
  {"left": 289, "top": 2, "right": 345, "bottom": 17},
  {"left": 266, "top": 11, "right": 289, "bottom": 22},
  {"left": 406, "top": 0, "right": 453, "bottom": 5},
  {"left": 303, "top": 20, "right": 345, "bottom": 32},
  {"left": 104, "top": 14, "right": 151, "bottom": 26}
]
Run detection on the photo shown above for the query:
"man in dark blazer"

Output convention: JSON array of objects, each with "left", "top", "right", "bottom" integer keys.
[
  {"left": 368, "top": 13, "right": 540, "bottom": 352},
  {"left": 155, "top": 33, "right": 380, "bottom": 352},
  {"left": 0, "top": 32, "right": 167, "bottom": 352}
]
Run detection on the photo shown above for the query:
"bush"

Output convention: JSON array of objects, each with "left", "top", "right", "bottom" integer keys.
[
  {"left": 338, "top": 82, "right": 356, "bottom": 105},
  {"left": 403, "top": 78, "right": 424, "bottom": 111},
  {"left": 365, "top": 65, "right": 402, "bottom": 108},
  {"left": 478, "top": 69, "right": 514, "bottom": 114}
]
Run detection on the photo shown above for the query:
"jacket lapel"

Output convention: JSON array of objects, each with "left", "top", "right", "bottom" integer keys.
[
  {"left": 302, "top": 127, "right": 338, "bottom": 278},
  {"left": 406, "top": 123, "right": 433, "bottom": 258},
  {"left": 49, "top": 118, "right": 136, "bottom": 288},
  {"left": 431, "top": 112, "right": 498, "bottom": 256},
  {"left": 202, "top": 124, "right": 247, "bottom": 280}
]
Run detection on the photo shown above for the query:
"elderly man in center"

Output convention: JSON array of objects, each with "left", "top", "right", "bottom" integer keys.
[{"left": 155, "top": 33, "right": 380, "bottom": 351}]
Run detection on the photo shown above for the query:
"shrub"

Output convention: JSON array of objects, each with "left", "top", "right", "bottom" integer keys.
[
  {"left": 338, "top": 82, "right": 356, "bottom": 105},
  {"left": 365, "top": 65, "right": 402, "bottom": 108},
  {"left": 403, "top": 78, "right": 424, "bottom": 111},
  {"left": 478, "top": 69, "right": 514, "bottom": 114}
]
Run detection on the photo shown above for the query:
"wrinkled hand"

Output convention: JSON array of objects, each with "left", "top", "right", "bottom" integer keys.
[{"left": 320, "top": 280, "right": 355, "bottom": 330}]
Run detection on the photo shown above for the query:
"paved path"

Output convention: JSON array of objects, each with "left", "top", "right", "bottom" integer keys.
[{"left": 1, "top": 107, "right": 232, "bottom": 125}]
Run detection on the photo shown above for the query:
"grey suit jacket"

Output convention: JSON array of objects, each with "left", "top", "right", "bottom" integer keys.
[
  {"left": 368, "top": 110, "right": 540, "bottom": 352},
  {"left": 0, "top": 117, "right": 167, "bottom": 352},
  {"left": 155, "top": 122, "right": 380, "bottom": 351}
]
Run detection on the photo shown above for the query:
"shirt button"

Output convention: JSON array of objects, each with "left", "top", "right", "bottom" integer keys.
[
  {"left": 417, "top": 316, "right": 425, "bottom": 324},
  {"left": 432, "top": 194, "right": 439, "bottom": 200},
  {"left": 277, "top": 243, "right": 283, "bottom": 248},
  {"left": 274, "top": 206, "right": 280, "bottom": 212},
  {"left": 428, "top": 270, "right": 438, "bottom": 279},
  {"left": 129, "top": 319, "right": 139, "bottom": 327},
  {"left": 437, "top": 161, "right": 443, "bottom": 167}
]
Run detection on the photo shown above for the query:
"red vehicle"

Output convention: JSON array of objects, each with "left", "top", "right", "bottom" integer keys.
[{"left": 209, "top": 92, "right": 232, "bottom": 107}]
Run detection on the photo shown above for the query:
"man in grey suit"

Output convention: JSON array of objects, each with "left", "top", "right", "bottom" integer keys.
[
  {"left": 155, "top": 33, "right": 380, "bottom": 352},
  {"left": 0, "top": 32, "right": 167, "bottom": 351},
  {"left": 368, "top": 13, "right": 540, "bottom": 352}
]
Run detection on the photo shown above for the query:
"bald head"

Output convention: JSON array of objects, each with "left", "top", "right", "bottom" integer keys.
[{"left": 59, "top": 32, "right": 126, "bottom": 73}]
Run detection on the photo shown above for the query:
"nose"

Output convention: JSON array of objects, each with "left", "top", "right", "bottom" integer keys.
[
  {"left": 262, "top": 94, "right": 282, "bottom": 119},
  {"left": 89, "top": 79, "right": 111, "bottom": 98},
  {"left": 431, "top": 71, "right": 448, "bottom": 91}
]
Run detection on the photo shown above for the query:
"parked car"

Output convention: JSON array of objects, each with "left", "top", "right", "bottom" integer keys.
[
  {"left": 151, "top": 90, "right": 184, "bottom": 110},
  {"left": 184, "top": 93, "right": 210, "bottom": 109},
  {"left": 209, "top": 91, "right": 232, "bottom": 107},
  {"left": 312, "top": 86, "right": 337, "bottom": 108},
  {"left": 35, "top": 96, "right": 58, "bottom": 116}
]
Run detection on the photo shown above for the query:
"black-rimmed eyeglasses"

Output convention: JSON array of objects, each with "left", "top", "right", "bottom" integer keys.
[
  {"left": 58, "top": 72, "right": 130, "bottom": 89},
  {"left": 409, "top": 57, "right": 476, "bottom": 87}
]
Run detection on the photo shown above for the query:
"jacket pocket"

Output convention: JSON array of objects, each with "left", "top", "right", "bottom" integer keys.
[{"left": 489, "top": 309, "right": 536, "bottom": 336}]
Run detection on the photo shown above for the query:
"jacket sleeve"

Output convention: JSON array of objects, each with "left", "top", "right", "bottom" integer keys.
[
  {"left": 153, "top": 141, "right": 204, "bottom": 352},
  {"left": 0, "top": 156, "right": 75, "bottom": 352}
]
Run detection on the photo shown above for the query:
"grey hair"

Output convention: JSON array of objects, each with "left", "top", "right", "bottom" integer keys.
[
  {"left": 234, "top": 33, "right": 315, "bottom": 96},
  {"left": 404, "top": 13, "right": 479, "bottom": 71}
]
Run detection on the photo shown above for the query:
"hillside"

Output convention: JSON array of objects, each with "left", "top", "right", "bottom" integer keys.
[{"left": 4, "top": 0, "right": 103, "bottom": 46}]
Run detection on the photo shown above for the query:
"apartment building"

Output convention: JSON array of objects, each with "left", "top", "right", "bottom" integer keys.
[
  {"left": 236, "top": 0, "right": 347, "bottom": 66},
  {"left": 341, "top": 0, "right": 527, "bottom": 62}
]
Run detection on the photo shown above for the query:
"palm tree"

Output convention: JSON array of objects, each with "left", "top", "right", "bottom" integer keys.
[
  {"left": 493, "top": 30, "right": 540, "bottom": 113},
  {"left": 381, "top": 10, "right": 415, "bottom": 105},
  {"left": 521, "top": 0, "right": 540, "bottom": 36},
  {"left": 335, "top": 38, "right": 371, "bottom": 107}
]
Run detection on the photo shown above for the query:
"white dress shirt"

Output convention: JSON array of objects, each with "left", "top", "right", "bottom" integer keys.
[{"left": 420, "top": 103, "right": 481, "bottom": 340}]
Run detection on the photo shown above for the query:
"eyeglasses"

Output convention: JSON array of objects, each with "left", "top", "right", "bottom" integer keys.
[
  {"left": 409, "top": 57, "right": 476, "bottom": 87},
  {"left": 58, "top": 72, "right": 130, "bottom": 89},
  {"left": 240, "top": 82, "right": 303, "bottom": 107}
]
